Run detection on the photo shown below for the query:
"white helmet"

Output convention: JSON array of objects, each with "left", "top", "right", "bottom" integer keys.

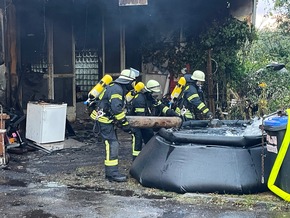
[
  {"left": 191, "top": 70, "right": 205, "bottom": 81},
  {"left": 145, "top": 80, "right": 161, "bottom": 93},
  {"left": 115, "top": 69, "right": 137, "bottom": 84},
  {"left": 119, "top": 69, "right": 136, "bottom": 80}
]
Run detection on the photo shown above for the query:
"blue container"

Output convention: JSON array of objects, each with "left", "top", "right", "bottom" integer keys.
[
  {"left": 264, "top": 116, "right": 288, "bottom": 128},
  {"left": 264, "top": 115, "right": 290, "bottom": 193}
]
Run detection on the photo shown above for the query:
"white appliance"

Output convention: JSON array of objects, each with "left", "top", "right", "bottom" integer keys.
[{"left": 26, "top": 102, "right": 67, "bottom": 144}]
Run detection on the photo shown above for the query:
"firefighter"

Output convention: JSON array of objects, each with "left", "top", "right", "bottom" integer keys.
[
  {"left": 176, "top": 70, "right": 213, "bottom": 120},
  {"left": 131, "top": 79, "right": 178, "bottom": 160},
  {"left": 97, "top": 69, "right": 137, "bottom": 182}
]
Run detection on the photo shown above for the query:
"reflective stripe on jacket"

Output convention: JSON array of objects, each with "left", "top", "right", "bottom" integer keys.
[
  {"left": 131, "top": 92, "right": 169, "bottom": 116},
  {"left": 98, "top": 83, "right": 126, "bottom": 123},
  {"left": 182, "top": 84, "right": 209, "bottom": 115}
]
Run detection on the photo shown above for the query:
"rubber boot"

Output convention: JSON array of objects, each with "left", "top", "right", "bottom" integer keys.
[{"left": 105, "top": 166, "right": 127, "bottom": 182}]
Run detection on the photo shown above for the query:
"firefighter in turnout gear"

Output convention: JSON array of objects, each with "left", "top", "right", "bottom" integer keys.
[
  {"left": 176, "top": 70, "right": 213, "bottom": 120},
  {"left": 97, "top": 69, "right": 138, "bottom": 182},
  {"left": 131, "top": 80, "right": 178, "bottom": 160}
]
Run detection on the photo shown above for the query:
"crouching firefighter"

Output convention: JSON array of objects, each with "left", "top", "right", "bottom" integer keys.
[{"left": 92, "top": 69, "right": 137, "bottom": 182}]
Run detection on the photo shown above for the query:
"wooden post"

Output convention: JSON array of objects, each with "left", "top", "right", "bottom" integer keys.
[
  {"left": 207, "top": 49, "right": 215, "bottom": 115},
  {"left": 102, "top": 14, "right": 105, "bottom": 76},
  {"left": 47, "top": 19, "right": 54, "bottom": 100},
  {"left": 6, "top": 1, "right": 18, "bottom": 107},
  {"left": 120, "top": 23, "right": 125, "bottom": 71}
]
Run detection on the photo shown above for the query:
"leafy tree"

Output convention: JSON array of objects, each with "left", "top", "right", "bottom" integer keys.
[
  {"left": 274, "top": 0, "right": 290, "bottom": 33},
  {"left": 235, "top": 0, "right": 290, "bottom": 115},
  {"left": 199, "top": 17, "right": 256, "bottom": 107}
]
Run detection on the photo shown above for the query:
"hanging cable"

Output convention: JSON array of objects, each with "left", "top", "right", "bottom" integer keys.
[{"left": 211, "top": 58, "right": 218, "bottom": 74}]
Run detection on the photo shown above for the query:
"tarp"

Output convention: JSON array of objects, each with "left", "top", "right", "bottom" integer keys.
[{"left": 130, "top": 128, "right": 274, "bottom": 194}]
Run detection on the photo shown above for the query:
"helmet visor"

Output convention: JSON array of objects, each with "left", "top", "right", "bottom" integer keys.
[{"left": 130, "top": 68, "right": 140, "bottom": 78}]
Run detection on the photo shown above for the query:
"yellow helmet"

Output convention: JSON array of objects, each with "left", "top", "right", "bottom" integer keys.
[
  {"left": 191, "top": 70, "right": 205, "bottom": 81},
  {"left": 145, "top": 80, "right": 161, "bottom": 93}
]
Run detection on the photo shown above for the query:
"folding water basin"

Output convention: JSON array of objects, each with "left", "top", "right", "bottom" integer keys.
[{"left": 130, "top": 121, "right": 273, "bottom": 194}]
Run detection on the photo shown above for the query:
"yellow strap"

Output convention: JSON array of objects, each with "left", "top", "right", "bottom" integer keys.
[
  {"left": 267, "top": 109, "right": 290, "bottom": 201},
  {"left": 99, "top": 91, "right": 105, "bottom": 100}
]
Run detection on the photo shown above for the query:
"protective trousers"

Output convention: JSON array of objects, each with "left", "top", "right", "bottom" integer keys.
[
  {"left": 132, "top": 127, "right": 154, "bottom": 158},
  {"left": 98, "top": 122, "right": 119, "bottom": 175}
]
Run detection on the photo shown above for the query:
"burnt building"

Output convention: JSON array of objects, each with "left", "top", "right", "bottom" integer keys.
[{"left": 0, "top": 0, "right": 256, "bottom": 121}]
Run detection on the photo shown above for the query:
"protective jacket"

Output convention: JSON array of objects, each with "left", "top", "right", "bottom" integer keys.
[
  {"left": 131, "top": 92, "right": 176, "bottom": 116},
  {"left": 177, "top": 74, "right": 209, "bottom": 119},
  {"left": 96, "top": 81, "right": 132, "bottom": 173},
  {"left": 97, "top": 82, "right": 127, "bottom": 125}
]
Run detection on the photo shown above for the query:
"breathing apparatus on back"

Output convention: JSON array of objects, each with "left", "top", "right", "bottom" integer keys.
[
  {"left": 85, "top": 74, "right": 113, "bottom": 105},
  {"left": 170, "top": 77, "right": 186, "bottom": 103},
  {"left": 83, "top": 74, "right": 113, "bottom": 120},
  {"left": 125, "top": 82, "right": 145, "bottom": 103}
]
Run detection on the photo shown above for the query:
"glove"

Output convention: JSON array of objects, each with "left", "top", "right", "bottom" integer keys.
[
  {"left": 120, "top": 119, "right": 132, "bottom": 134},
  {"left": 206, "top": 111, "right": 214, "bottom": 120},
  {"left": 122, "top": 123, "right": 132, "bottom": 134},
  {"left": 166, "top": 109, "right": 179, "bottom": 117}
]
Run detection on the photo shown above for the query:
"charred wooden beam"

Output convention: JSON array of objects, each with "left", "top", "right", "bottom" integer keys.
[{"left": 6, "top": 1, "right": 18, "bottom": 107}]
